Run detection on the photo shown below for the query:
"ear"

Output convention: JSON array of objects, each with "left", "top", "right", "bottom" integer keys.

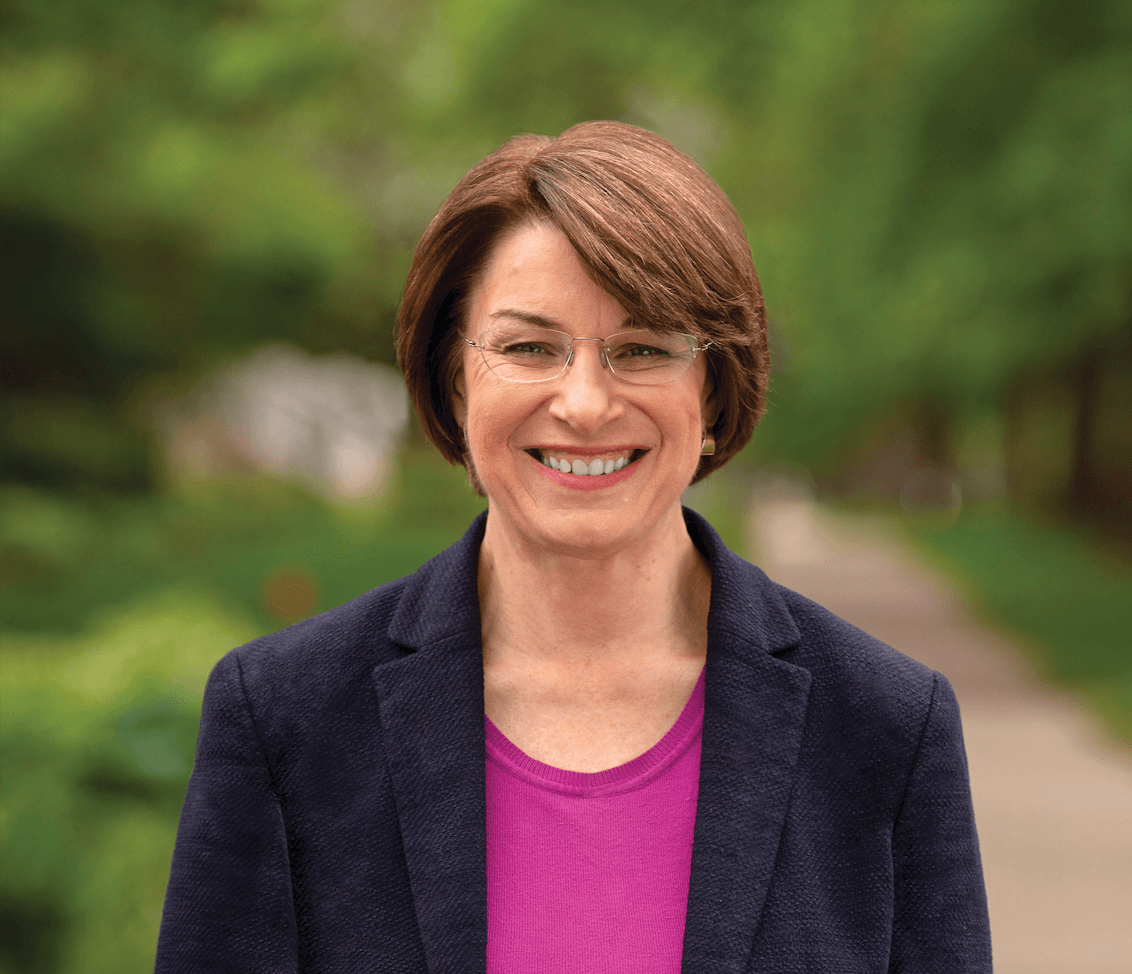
[{"left": 452, "top": 368, "right": 468, "bottom": 430}]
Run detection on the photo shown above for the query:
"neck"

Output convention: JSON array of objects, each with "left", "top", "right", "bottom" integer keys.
[{"left": 477, "top": 503, "right": 711, "bottom": 675}]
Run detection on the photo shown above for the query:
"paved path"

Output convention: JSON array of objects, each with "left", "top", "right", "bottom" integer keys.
[{"left": 747, "top": 492, "right": 1132, "bottom": 973}]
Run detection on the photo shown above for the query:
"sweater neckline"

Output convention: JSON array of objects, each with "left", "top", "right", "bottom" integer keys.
[{"left": 484, "top": 667, "right": 705, "bottom": 798}]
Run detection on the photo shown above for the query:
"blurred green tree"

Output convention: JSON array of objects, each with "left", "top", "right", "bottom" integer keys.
[
  {"left": 713, "top": 0, "right": 1132, "bottom": 524},
  {"left": 0, "top": 0, "right": 406, "bottom": 491}
]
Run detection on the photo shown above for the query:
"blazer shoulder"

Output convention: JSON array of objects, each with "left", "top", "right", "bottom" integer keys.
[
  {"left": 773, "top": 582, "right": 941, "bottom": 738},
  {"left": 214, "top": 572, "right": 414, "bottom": 714},
  {"left": 688, "top": 505, "right": 938, "bottom": 720}
]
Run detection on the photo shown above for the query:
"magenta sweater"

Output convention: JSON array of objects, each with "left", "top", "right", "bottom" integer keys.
[{"left": 484, "top": 669, "right": 705, "bottom": 972}]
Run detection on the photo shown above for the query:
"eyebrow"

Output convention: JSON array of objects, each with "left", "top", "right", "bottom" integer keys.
[
  {"left": 488, "top": 309, "right": 565, "bottom": 330},
  {"left": 488, "top": 308, "right": 632, "bottom": 330}
]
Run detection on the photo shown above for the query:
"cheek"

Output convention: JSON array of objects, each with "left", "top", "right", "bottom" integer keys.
[
  {"left": 464, "top": 379, "right": 536, "bottom": 459},
  {"left": 673, "top": 393, "right": 710, "bottom": 467},
  {"left": 657, "top": 385, "right": 707, "bottom": 440},
  {"left": 471, "top": 408, "right": 516, "bottom": 451}
]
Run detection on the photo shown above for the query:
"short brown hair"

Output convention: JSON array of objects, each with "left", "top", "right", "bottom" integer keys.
[{"left": 395, "top": 120, "right": 769, "bottom": 485}]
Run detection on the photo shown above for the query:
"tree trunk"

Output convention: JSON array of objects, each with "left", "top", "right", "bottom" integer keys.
[{"left": 1068, "top": 348, "right": 1101, "bottom": 519}]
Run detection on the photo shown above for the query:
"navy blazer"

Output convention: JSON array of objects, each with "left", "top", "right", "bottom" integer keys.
[{"left": 155, "top": 509, "right": 991, "bottom": 972}]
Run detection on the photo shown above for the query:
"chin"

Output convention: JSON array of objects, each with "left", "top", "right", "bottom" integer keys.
[
  {"left": 501, "top": 497, "right": 683, "bottom": 562},
  {"left": 535, "top": 523, "right": 635, "bottom": 561}
]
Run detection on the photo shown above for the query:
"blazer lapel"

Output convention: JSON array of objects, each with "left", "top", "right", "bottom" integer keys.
[
  {"left": 681, "top": 510, "right": 812, "bottom": 973},
  {"left": 371, "top": 515, "right": 490, "bottom": 974}
]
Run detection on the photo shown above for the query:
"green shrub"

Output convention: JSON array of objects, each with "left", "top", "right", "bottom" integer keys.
[{"left": 1, "top": 590, "right": 256, "bottom": 972}]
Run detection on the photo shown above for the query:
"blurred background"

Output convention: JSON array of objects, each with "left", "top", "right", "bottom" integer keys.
[{"left": 1, "top": 0, "right": 1129, "bottom": 969}]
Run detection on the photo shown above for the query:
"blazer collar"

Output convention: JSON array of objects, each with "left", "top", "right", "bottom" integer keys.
[
  {"left": 371, "top": 515, "right": 490, "bottom": 974},
  {"left": 681, "top": 511, "right": 813, "bottom": 972},
  {"left": 373, "top": 509, "right": 811, "bottom": 974},
  {"left": 385, "top": 512, "right": 488, "bottom": 650}
]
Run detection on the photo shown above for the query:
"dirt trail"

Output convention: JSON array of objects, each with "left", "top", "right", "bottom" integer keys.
[{"left": 747, "top": 492, "right": 1132, "bottom": 974}]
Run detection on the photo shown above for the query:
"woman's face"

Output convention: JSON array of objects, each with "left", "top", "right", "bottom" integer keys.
[{"left": 453, "top": 223, "right": 715, "bottom": 559}]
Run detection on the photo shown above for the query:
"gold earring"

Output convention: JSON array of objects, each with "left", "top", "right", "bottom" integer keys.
[{"left": 700, "top": 432, "right": 715, "bottom": 456}]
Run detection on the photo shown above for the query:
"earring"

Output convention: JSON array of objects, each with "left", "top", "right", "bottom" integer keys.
[{"left": 700, "top": 432, "right": 715, "bottom": 456}]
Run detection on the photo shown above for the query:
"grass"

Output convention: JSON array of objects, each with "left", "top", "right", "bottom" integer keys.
[
  {"left": 899, "top": 507, "right": 1132, "bottom": 741},
  {"left": 0, "top": 449, "right": 486, "bottom": 637}
]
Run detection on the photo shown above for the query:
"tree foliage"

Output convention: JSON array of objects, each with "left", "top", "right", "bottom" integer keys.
[
  {"left": 1, "top": 0, "right": 401, "bottom": 489},
  {"left": 728, "top": 0, "right": 1132, "bottom": 484}
]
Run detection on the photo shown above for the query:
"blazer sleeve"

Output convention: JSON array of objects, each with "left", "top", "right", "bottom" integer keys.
[
  {"left": 889, "top": 672, "right": 992, "bottom": 972},
  {"left": 154, "top": 651, "right": 298, "bottom": 973}
]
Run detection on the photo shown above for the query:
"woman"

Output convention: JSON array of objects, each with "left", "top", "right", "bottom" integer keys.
[{"left": 156, "top": 122, "right": 991, "bottom": 972}]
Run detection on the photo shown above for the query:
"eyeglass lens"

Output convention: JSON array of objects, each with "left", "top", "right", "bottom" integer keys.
[{"left": 477, "top": 326, "right": 699, "bottom": 384}]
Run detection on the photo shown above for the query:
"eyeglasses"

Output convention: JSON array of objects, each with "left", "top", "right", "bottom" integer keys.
[{"left": 464, "top": 325, "right": 712, "bottom": 385}]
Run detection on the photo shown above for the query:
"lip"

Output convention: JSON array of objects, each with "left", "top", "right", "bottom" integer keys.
[
  {"left": 528, "top": 449, "right": 644, "bottom": 491},
  {"left": 531, "top": 444, "right": 642, "bottom": 458}
]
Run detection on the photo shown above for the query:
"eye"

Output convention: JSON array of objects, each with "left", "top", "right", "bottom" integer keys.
[
  {"left": 499, "top": 340, "right": 558, "bottom": 358},
  {"left": 620, "top": 342, "right": 672, "bottom": 359},
  {"left": 484, "top": 326, "right": 569, "bottom": 360},
  {"left": 608, "top": 340, "right": 676, "bottom": 364}
]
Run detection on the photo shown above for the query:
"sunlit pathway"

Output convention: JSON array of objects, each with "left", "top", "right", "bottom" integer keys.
[{"left": 746, "top": 491, "right": 1132, "bottom": 974}]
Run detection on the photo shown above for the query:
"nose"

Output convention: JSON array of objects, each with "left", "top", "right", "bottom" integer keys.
[{"left": 547, "top": 339, "right": 622, "bottom": 431}]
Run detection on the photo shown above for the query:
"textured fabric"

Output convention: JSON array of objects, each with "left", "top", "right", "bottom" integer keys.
[
  {"left": 154, "top": 508, "right": 992, "bottom": 973},
  {"left": 485, "top": 668, "right": 704, "bottom": 973}
]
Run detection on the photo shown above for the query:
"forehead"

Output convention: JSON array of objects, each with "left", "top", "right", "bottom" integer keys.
[{"left": 467, "top": 223, "right": 630, "bottom": 337}]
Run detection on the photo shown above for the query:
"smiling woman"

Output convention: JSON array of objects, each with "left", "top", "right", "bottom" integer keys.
[{"left": 155, "top": 123, "right": 992, "bottom": 973}]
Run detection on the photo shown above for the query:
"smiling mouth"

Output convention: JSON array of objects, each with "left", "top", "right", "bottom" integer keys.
[{"left": 527, "top": 448, "right": 647, "bottom": 477}]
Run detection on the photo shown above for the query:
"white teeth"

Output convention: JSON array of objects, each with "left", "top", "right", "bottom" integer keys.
[{"left": 542, "top": 453, "right": 634, "bottom": 476}]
